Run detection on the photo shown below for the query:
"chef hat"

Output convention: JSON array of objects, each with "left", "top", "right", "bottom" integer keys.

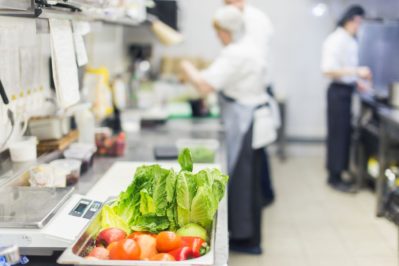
[{"left": 213, "top": 5, "right": 244, "bottom": 37}]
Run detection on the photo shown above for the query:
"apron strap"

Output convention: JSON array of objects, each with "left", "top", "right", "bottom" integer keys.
[{"left": 220, "top": 91, "right": 269, "bottom": 109}]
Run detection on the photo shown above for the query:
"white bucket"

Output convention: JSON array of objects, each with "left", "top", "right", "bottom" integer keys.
[{"left": 9, "top": 136, "right": 37, "bottom": 162}]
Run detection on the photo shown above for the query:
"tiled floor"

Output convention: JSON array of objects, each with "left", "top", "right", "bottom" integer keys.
[{"left": 229, "top": 147, "right": 398, "bottom": 266}]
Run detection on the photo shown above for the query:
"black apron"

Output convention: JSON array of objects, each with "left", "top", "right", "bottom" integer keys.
[
  {"left": 326, "top": 82, "right": 355, "bottom": 175},
  {"left": 219, "top": 93, "right": 265, "bottom": 246}
]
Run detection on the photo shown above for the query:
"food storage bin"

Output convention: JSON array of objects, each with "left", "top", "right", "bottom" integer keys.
[
  {"left": 176, "top": 139, "right": 219, "bottom": 163},
  {"left": 50, "top": 159, "right": 82, "bottom": 186},
  {"left": 63, "top": 143, "right": 96, "bottom": 174},
  {"left": 9, "top": 137, "right": 38, "bottom": 162}
]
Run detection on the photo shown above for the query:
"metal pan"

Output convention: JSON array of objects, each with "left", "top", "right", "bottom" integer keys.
[{"left": 58, "top": 202, "right": 217, "bottom": 266}]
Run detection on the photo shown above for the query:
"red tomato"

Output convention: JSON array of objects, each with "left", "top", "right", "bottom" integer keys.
[
  {"left": 156, "top": 231, "right": 183, "bottom": 252},
  {"left": 87, "top": 247, "right": 109, "bottom": 260},
  {"left": 108, "top": 239, "right": 141, "bottom": 260},
  {"left": 150, "top": 253, "right": 176, "bottom": 261}
]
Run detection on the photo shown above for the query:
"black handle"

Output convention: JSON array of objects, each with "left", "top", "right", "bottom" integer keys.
[{"left": 0, "top": 79, "right": 9, "bottom": 105}]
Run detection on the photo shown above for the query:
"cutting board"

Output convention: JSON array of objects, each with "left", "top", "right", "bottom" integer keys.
[{"left": 37, "top": 130, "right": 78, "bottom": 154}]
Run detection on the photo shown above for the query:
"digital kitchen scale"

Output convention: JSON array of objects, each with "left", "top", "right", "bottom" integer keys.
[{"left": 0, "top": 187, "right": 102, "bottom": 256}]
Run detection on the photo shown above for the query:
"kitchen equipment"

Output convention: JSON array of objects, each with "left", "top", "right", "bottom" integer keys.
[
  {"left": 63, "top": 143, "right": 96, "bottom": 174},
  {"left": 189, "top": 99, "right": 209, "bottom": 117},
  {"left": 58, "top": 161, "right": 220, "bottom": 265},
  {"left": 50, "top": 159, "right": 82, "bottom": 186},
  {"left": 9, "top": 137, "right": 37, "bottom": 162},
  {"left": 176, "top": 139, "right": 219, "bottom": 163},
  {"left": 28, "top": 116, "right": 70, "bottom": 141},
  {"left": 389, "top": 82, "right": 399, "bottom": 108},
  {"left": 0, "top": 187, "right": 102, "bottom": 256}
]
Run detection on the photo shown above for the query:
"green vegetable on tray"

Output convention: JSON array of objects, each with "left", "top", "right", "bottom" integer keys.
[
  {"left": 189, "top": 147, "right": 216, "bottom": 163},
  {"left": 104, "top": 148, "right": 229, "bottom": 233}
]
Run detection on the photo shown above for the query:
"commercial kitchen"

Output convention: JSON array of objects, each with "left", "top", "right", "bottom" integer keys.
[{"left": 0, "top": 0, "right": 399, "bottom": 265}]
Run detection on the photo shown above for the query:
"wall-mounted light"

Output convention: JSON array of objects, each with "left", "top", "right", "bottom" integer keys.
[{"left": 312, "top": 2, "right": 328, "bottom": 17}]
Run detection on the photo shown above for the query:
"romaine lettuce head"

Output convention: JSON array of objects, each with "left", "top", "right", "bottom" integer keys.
[
  {"left": 108, "top": 149, "right": 229, "bottom": 233},
  {"left": 112, "top": 164, "right": 175, "bottom": 232}
]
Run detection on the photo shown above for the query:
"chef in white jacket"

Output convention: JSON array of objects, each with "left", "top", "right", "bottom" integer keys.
[
  {"left": 180, "top": 5, "right": 273, "bottom": 254},
  {"left": 322, "top": 5, "right": 372, "bottom": 193},
  {"left": 225, "top": 0, "right": 276, "bottom": 206}
]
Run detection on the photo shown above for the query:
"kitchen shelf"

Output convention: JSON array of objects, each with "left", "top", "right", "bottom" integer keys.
[{"left": 0, "top": 1, "right": 146, "bottom": 28}]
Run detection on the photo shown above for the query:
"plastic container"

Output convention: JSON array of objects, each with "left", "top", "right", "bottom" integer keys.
[
  {"left": 74, "top": 104, "right": 95, "bottom": 145},
  {"left": 9, "top": 137, "right": 37, "bottom": 162},
  {"left": 29, "top": 164, "right": 54, "bottom": 188},
  {"left": 50, "top": 159, "right": 82, "bottom": 186},
  {"left": 28, "top": 116, "right": 70, "bottom": 141},
  {"left": 176, "top": 139, "right": 219, "bottom": 163},
  {"left": 63, "top": 143, "right": 96, "bottom": 174}
]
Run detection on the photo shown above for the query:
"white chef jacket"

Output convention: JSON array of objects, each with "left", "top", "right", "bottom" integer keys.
[
  {"left": 201, "top": 39, "right": 269, "bottom": 106},
  {"left": 321, "top": 27, "right": 359, "bottom": 84},
  {"left": 243, "top": 5, "right": 274, "bottom": 86}
]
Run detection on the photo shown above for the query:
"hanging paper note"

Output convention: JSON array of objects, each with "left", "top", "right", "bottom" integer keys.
[{"left": 49, "top": 19, "right": 80, "bottom": 108}]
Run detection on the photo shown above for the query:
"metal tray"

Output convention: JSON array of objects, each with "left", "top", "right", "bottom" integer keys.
[
  {"left": 0, "top": 187, "right": 74, "bottom": 229},
  {"left": 58, "top": 203, "right": 217, "bottom": 266}
]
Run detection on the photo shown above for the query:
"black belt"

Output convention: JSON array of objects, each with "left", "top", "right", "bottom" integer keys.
[
  {"left": 219, "top": 91, "right": 269, "bottom": 109},
  {"left": 330, "top": 82, "right": 356, "bottom": 89}
]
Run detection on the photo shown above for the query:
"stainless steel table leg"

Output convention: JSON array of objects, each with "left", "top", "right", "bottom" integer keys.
[
  {"left": 377, "top": 124, "right": 388, "bottom": 217},
  {"left": 356, "top": 142, "right": 367, "bottom": 191}
]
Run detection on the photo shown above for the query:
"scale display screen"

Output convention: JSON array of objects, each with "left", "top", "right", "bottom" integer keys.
[
  {"left": 69, "top": 199, "right": 92, "bottom": 217},
  {"left": 75, "top": 203, "right": 88, "bottom": 213},
  {"left": 69, "top": 199, "right": 102, "bottom": 219}
]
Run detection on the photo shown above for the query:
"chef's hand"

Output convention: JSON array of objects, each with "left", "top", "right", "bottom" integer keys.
[
  {"left": 357, "top": 79, "right": 372, "bottom": 93},
  {"left": 357, "top": 67, "right": 372, "bottom": 80},
  {"left": 178, "top": 60, "right": 193, "bottom": 83}
]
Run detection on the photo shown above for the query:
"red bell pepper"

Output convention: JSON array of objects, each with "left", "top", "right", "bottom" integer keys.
[
  {"left": 181, "top": 236, "right": 209, "bottom": 258},
  {"left": 168, "top": 247, "right": 194, "bottom": 261}
]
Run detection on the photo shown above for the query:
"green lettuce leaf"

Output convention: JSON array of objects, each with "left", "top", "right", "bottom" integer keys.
[
  {"left": 176, "top": 172, "right": 191, "bottom": 227},
  {"left": 166, "top": 170, "right": 177, "bottom": 203},
  {"left": 139, "top": 189, "right": 155, "bottom": 215},
  {"left": 101, "top": 205, "right": 131, "bottom": 234},
  {"left": 131, "top": 215, "right": 170, "bottom": 233},
  {"left": 152, "top": 168, "right": 171, "bottom": 216},
  {"left": 189, "top": 186, "right": 216, "bottom": 228},
  {"left": 178, "top": 148, "right": 193, "bottom": 172}
]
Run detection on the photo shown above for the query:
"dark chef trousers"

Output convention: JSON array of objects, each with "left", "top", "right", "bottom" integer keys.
[
  {"left": 228, "top": 123, "right": 263, "bottom": 247},
  {"left": 260, "top": 148, "right": 274, "bottom": 202},
  {"left": 326, "top": 82, "right": 355, "bottom": 175}
]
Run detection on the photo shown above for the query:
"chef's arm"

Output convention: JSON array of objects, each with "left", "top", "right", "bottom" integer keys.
[
  {"left": 323, "top": 66, "right": 372, "bottom": 80},
  {"left": 180, "top": 60, "right": 215, "bottom": 96}
]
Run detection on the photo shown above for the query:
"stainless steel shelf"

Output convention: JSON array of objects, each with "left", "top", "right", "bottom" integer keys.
[{"left": 0, "top": 1, "right": 146, "bottom": 28}]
